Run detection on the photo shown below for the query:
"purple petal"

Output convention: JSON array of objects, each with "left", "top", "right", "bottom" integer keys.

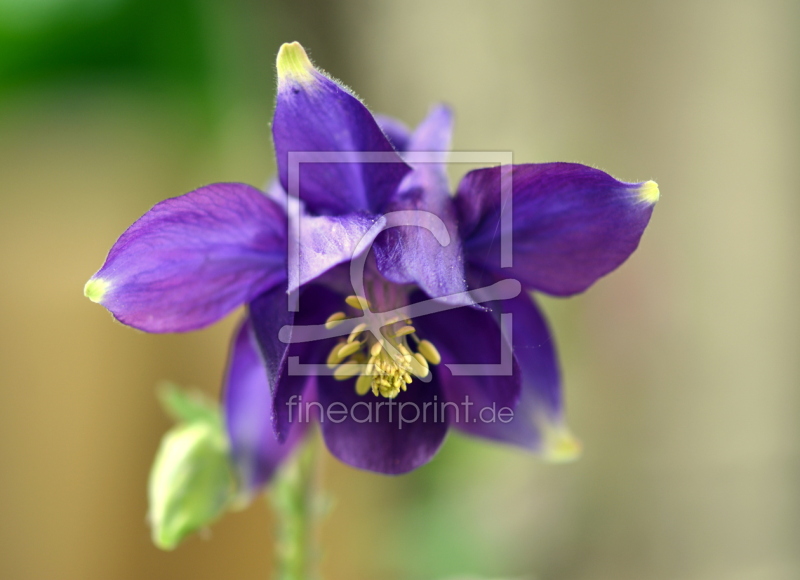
[
  {"left": 268, "top": 284, "right": 342, "bottom": 442},
  {"left": 502, "top": 290, "right": 561, "bottom": 416},
  {"left": 374, "top": 105, "right": 469, "bottom": 304},
  {"left": 272, "top": 43, "right": 410, "bottom": 215},
  {"left": 266, "top": 178, "right": 383, "bottom": 291},
  {"left": 85, "top": 183, "right": 287, "bottom": 333},
  {"left": 448, "top": 283, "right": 573, "bottom": 454},
  {"left": 224, "top": 319, "right": 306, "bottom": 492},
  {"left": 372, "top": 202, "right": 470, "bottom": 304},
  {"left": 456, "top": 163, "right": 659, "bottom": 296},
  {"left": 411, "top": 295, "right": 521, "bottom": 435},
  {"left": 393, "top": 104, "right": 454, "bottom": 194},
  {"left": 375, "top": 104, "right": 453, "bottom": 163},
  {"left": 289, "top": 213, "right": 387, "bottom": 293},
  {"left": 248, "top": 283, "right": 296, "bottom": 398},
  {"left": 404, "top": 103, "right": 453, "bottom": 165},
  {"left": 317, "top": 373, "right": 448, "bottom": 475},
  {"left": 374, "top": 114, "right": 411, "bottom": 152},
  {"left": 492, "top": 290, "right": 581, "bottom": 460},
  {"left": 264, "top": 177, "right": 288, "bottom": 208}
]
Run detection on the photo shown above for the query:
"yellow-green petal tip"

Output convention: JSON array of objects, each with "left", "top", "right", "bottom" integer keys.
[
  {"left": 84, "top": 278, "right": 109, "bottom": 303},
  {"left": 638, "top": 180, "right": 660, "bottom": 204},
  {"left": 541, "top": 424, "right": 582, "bottom": 463},
  {"left": 276, "top": 41, "right": 315, "bottom": 84}
]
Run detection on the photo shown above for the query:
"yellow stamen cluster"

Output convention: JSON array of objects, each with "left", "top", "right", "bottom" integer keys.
[{"left": 325, "top": 295, "right": 442, "bottom": 399}]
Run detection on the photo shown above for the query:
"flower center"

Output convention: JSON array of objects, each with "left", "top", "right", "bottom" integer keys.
[{"left": 324, "top": 294, "right": 441, "bottom": 399}]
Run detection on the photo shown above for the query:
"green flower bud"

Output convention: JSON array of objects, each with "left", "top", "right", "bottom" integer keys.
[{"left": 147, "top": 387, "right": 237, "bottom": 550}]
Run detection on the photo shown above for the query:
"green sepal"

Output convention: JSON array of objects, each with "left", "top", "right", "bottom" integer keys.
[{"left": 157, "top": 382, "right": 219, "bottom": 425}]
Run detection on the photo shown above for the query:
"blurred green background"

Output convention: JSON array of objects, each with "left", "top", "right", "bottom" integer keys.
[{"left": 1, "top": 0, "right": 798, "bottom": 578}]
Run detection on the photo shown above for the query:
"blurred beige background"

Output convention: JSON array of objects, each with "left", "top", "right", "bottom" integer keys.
[{"left": 0, "top": 1, "right": 797, "bottom": 579}]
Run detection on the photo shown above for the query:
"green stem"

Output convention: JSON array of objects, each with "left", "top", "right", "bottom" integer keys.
[{"left": 269, "top": 434, "right": 322, "bottom": 580}]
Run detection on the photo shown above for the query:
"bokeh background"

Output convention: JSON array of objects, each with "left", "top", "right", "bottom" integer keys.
[{"left": 1, "top": 0, "right": 798, "bottom": 578}]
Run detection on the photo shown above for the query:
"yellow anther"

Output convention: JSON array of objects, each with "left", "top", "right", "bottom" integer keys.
[
  {"left": 348, "top": 322, "right": 368, "bottom": 343},
  {"left": 345, "top": 295, "right": 371, "bottom": 310},
  {"left": 374, "top": 379, "right": 401, "bottom": 399},
  {"left": 337, "top": 341, "right": 362, "bottom": 360},
  {"left": 324, "top": 311, "right": 347, "bottom": 329},
  {"left": 409, "top": 353, "right": 429, "bottom": 378},
  {"left": 325, "top": 296, "right": 442, "bottom": 399},
  {"left": 355, "top": 374, "right": 372, "bottom": 396},
  {"left": 417, "top": 340, "right": 441, "bottom": 365},
  {"left": 326, "top": 342, "right": 345, "bottom": 368},
  {"left": 393, "top": 325, "right": 415, "bottom": 337},
  {"left": 334, "top": 363, "right": 361, "bottom": 381}
]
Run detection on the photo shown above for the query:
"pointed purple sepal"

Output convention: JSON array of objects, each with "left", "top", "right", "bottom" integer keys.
[
  {"left": 457, "top": 163, "right": 658, "bottom": 296},
  {"left": 273, "top": 43, "right": 410, "bottom": 215},
  {"left": 85, "top": 183, "right": 287, "bottom": 333}
]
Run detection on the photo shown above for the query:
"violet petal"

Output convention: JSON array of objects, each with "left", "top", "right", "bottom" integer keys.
[
  {"left": 448, "top": 284, "right": 570, "bottom": 453},
  {"left": 317, "top": 373, "right": 448, "bottom": 475},
  {"left": 411, "top": 294, "right": 522, "bottom": 433},
  {"left": 270, "top": 284, "right": 342, "bottom": 442},
  {"left": 374, "top": 114, "right": 411, "bottom": 152},
  {"left": 456, "top": 163, "right": 658, "bottom": 296},
  {"left": 272, "top": 43, "right": 410, "bottom": 215},
  {"left": 289, "top": 213, "right": 387, "bottom": 293},
  {"left": 224, "top": 319, "right": 307, "bottom": 492},
  {"left": 375, "top": 105, "right": 470, "bottom": 304},
  {"left": 85, "top": 183, "right": 286, "bottom": 333}
]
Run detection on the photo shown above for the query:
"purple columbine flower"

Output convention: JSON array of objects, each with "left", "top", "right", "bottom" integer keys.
[{"left": 85, "top": 42, "right": 658, "bottom": 488}]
